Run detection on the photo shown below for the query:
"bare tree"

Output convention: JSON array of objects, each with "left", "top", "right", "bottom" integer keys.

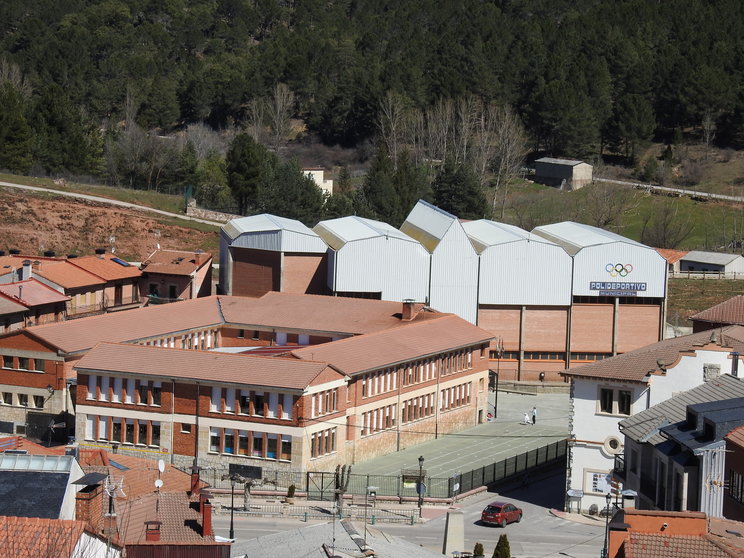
[
  {"left": 582, "top": 182, "right": 641, "bottom": 229},
  {"left": 245, "top": 97, "right": 267, "bottom": 145},
  {"left": 491, "top": 105, "right": 527, "bottom": 219},
  {"left": 184, "top": 122, "right": 232, "bottom": 158},
  {"left": 266, "top": 83, "right": 294, "bottom": 152},
  {"left": 377, "top": 91, "right": 409, "bottom": 169},
  {"left": 0, "top": 57, "right": 32, "bottom": 98},
  {"left": 702, "top": 109, "right": 716, "bottom": 159},
  {"left": 640, "top": 200, "right": 694, "bottom": 248}
]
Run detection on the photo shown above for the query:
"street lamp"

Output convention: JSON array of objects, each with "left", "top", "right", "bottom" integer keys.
[
  {"left": 221, "top": 473, "right": 244, "bottom": 540},
  {"left": 602, "top": 492, "right": 612, "bottom": 558},
  {"left": 418, "top": 455, "right": 425, "bottom": 517}
]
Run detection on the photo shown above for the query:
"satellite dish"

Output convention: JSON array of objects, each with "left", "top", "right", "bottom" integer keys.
[
  {"left": 157, "top": 459, "right": 165, "bottom": 473},
  {"left": 155, "top": 479, "right": 163, "bottom": 489}
]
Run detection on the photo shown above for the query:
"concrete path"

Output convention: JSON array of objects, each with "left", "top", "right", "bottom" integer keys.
[
  {"left": 351, "top": 391, "right": 569, "bottom": 478},
  {"left": 0, "top": 180, "right": 224, "bottom": 226}
]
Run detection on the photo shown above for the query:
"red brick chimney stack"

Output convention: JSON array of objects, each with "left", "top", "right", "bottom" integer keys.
[
  {"left": 402, "top": 299, "right": 416, "bottom": 321},
  {"left": 145, "top": 520, "right": 162, "bottom": 542}
]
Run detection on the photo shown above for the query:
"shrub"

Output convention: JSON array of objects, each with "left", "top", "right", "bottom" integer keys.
[
  {"left": 287, "top": 484, "right": 296, "bottom": 498},
  {"left": 493, "top": 534, "right": 510, "bottom": 558},
  {"left": 473, "top": 542, "right": 484, "bottom": 556}
]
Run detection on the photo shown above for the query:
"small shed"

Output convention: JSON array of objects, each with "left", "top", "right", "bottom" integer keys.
[
  {"left": 534, "top": 158, "right": 593, "bottom": 190},
  {"left": 679, "top": 250, "right": 744, "bottom": 275}
]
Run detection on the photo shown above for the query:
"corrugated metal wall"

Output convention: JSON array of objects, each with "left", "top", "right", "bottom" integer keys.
[
  {"left": 332, "top": 237, "right": 429, "bottom": 302},
  {"left": 429, "top": 223, "right": 479, "bottom": 323},
  {"left": 573, "top": 244, "right": 667, "bottom": 298},
  {"left": 477, "top": 240, "right": 572, "bottom": 306}
]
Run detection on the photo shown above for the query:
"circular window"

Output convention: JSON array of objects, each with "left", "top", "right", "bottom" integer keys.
[{"left": 603, "top": 436, "right": 622, "bottom": 455}]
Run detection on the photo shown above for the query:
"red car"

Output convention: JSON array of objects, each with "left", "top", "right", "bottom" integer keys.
[{"left": 481, "top": 501, "right": 523, "bottom": 527}]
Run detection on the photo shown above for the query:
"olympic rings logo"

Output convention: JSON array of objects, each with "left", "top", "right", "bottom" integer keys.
[{"left": 606, "top": 263, "right": 633, "bottom": 277}]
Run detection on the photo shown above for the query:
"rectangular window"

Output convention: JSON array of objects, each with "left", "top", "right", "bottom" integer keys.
[
  {"left": 268, "top": 392, "right": 279, "bottom": 418},
  {"left": 239, "top": 390, "right": 250, "bottom": 414},
  {"left": 85, "top": 416, "right": 94, "bottom": 440},
  {"left": 618, "top": 390, "right": 632, "bottom": 415},
  {"left": 253, "top": 392, "right": 265, "bottom": 416},
  {"left": 600, "top": 388, "right": 613, "bottom": 413},
  {"left": 181, "top": 423, "right": 192, "bottom": 433},
  {"left": 151, "top": 422, "right": 160, "bottom": 447},
  {"left": 267, "top": 434, "right": 277, "bottom": 459},
  {"left": 2, "top": 355, "right": 12, "bottom": 368},
  {"left": 151, "top": 382, "right": 162, "bottom": 406},
  {"left": 18, "top": 393, "right": 28, "bottom": 407},
  {"left": 238, "top": 432, "right": 249, "bottom": 455},
  {"left": 112, "top": 377, "right": 122, "bottom": 403},
  {"left": 33, "top": 395, "right": 44, "bottom": 408},
  {"left": 224, "top": 387, "right": 235, "bottom": 413},
  {"left": 87, "top": 375, "right": 97, "bottom": 400},
  {"left": 282, "top": 394, "right": 293, "bottom": 419},
  {"left": 99, "top": 376, "right": 109, "bottom": 402},
  {"left": 209, "top": 427, "right": 220, "bottom": 453},
  {"left": 125, "top": 420, "right": 134, "bottom": 444},
  {"left": 210, "top": 386, "right": 221, "bottom": 412},
  {"left": 109, "top": 419, "right": 121, "bottom": 442},
  {"left": 137, "top": 382, "right": 148, "bottom": 405},
  {"left": 34, "top": 359, "right": 45, "bottom": 372},
  {"left": 2, "top": 392, "right": 11, "bottom": 405},
  {"left": 18, "top": 357, "right": 28, "bottom": 370},
  {"left": 280, "top": 435, "right": 291, "bottom": 461},
  {"left": 137, "top": 422, "right": 147, "bottom": 445},
  {"left": 224, "top": 429, "right": 235, "bottom": 454},
  {"left": 125, "top": 379, "right": 135, "bottom": 404},
  {"left": 252, "top": 434, "right": 264, "bottom": 457},
  {"left": 98, "top": 417, "right": 108, "bottom": 440}
]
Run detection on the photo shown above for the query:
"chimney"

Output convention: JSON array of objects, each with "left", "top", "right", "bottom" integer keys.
[
  {"left": 190, "top": 466, "right": 201, "bottom": 496},
  {"left": 75, "top": 483, "right": 105, "bottom": 533},
  {"left": 402, "top": 299, "right": 416, "bottom": 321},
  {"left": 43, "top": 250, "right": 55, "bottom": 257},
  {"left": 194, "top": 249, "right": 204, "bottom": 266},
  {"left": 95, "top": 248, "right": 106, "bottom": 258},
  {"left": 18, "top": 284, "right": 23, "bottom": 300},
  {"left": 732, "top": 352, "right": 740, "bottom": 378},
  {"left": 199, "top": 491, "right": 212, "bottom": 514},
  {"left": 145, "top": 520, "right": 162, "bottom": 542},
  {"left": 8, "top": 249, "right": 20, "bottom": 255},
  {"left": 20, "top": 259, "right": 32, "bottom": 280},
  {"left": 202, "top": 497, "right": 213, "bottom": 537},
  {"left": 32, "top": 260, "right": 41, "bottom": 271}
]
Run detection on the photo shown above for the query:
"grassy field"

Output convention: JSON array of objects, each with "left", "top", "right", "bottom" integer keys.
[{"left": 667, "top": 278, "right": 744, "bottom": 325}]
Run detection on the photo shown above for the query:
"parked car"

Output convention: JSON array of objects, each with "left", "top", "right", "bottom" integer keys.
[{"left": 480, "top": 501, "right": 523, "bottom": 527}]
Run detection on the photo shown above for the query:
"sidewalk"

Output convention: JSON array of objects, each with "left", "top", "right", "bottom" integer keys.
[{"left": 549, "top": 508, "right": 606, "bottom": 526}]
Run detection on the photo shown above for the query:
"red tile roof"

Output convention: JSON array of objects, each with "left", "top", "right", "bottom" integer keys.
[
  {"left": 77, "top": 448, "right": 201, "bottom": 501},
  {"left": 219, "top": 292, "right": 442, "bottom": 336},
  {"left": 141, "top": 249, "right": 212, "bottom": 276},
  {"left": 34, "top": 260, "right": 107, "bottom": 289},
  {"left": 655, "top": 248, "right": 689, "bottom": 264},
  {"left": 0, "top": 278, "right": 69, "bottom": 307},
  {"left": 625, "top": 532, "right": 731, "bottom": 558},
  {"left": 725, "top": 424, "right": 744, "bottom": 449},
  {"left": 691, "top": 295, "right": 744, "bottom": 326},
  {"left": 291, "top": 315, "right": 493, "bottom": 375},
  {"left": 0, "top": 292, "right": 27, "bottom": 313},
  {"left": 75, "top": 342, "right": 336, "bottom": 390},
  {"left": 69, "top": 254, "right": 142, "bottom": 281},
  {"left": 117, "top": 492, "right": 220, "bottom": 544},
  {"left": 0, "top": 516, "right": 107, "bottom": 557},
  {"left": 562, "top": 326, "right": 744, "bottom": 382},
  {"left": 0, "top": 436, "right": 65, "bottom": 455}
]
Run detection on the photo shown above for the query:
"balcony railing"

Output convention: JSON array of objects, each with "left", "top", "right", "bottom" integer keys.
[{"left": 147, "top": 294, "right": 183, "bottom": 305}]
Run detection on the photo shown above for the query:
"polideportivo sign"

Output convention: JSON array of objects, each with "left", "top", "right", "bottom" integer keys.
[{"left": 589, "top": 263, "right": 647, "bottom": 296}]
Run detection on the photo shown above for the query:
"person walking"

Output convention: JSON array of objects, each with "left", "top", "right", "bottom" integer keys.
[{"left": 531, "top": 406, "right": 537, "bottom": 425}]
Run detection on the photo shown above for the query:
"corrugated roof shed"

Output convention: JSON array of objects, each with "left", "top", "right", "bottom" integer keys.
[
  {"left": 532, "top": 221, "right": 645, "bottom": 255},
  {"left": 619, "top": 374, "right": 744, "bottom": 445},
  {"left": 400, "top": 199, "right": 459, "bottom": 253},
  {"left": 223, "top": 213, "right": 327, "bottom": 252},
  {"left": 463, "top": 219, "right": 553, "bottom": 254},
  {"left": 314, "top": 216, "right": 417, "bottom": 251},
  {"left": 562, "top": 326, "right": 744, "bottom": 382},
  {"left": 682, "top": 250, "right": 742, "bottom": 266}
]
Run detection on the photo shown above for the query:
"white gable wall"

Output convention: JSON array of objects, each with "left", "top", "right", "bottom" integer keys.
[{"left": 429, "top": 222, "right": 479, "bottom": 323}]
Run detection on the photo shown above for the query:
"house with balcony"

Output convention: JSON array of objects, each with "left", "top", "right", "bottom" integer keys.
[
  {"left": 618, "top": 375, "right": 744, "bottom": 516},
  {"left": 139, "top": 249, "right": 212, "bottom": 304},
  {"left": 562, "top": 326, "right": 744, "bottom": 513}
]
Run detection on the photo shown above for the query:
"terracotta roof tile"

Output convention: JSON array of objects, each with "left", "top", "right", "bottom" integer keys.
[
  {"left": 725, "top": 424, "right": 744, "bottom": 448},
  {"left": 0, "top": 278, "right": 69, "bottom": 307},
  {"left": 0, "top": 293, "right": 28, "bottom": 313},
  {"left": 0, "top": 436, "right": 66, "bottom": 455},
  {"left": 141, "top": 249, "right": 212, "bottom": 276},
  {"left": 291, "top": 315, "right": 493, "bottom": 374},
  {"left": 219, "top": 292, "right": 442, "bottom": 336},
  {"left": 34, "top": 260, "right": 107, "bottom": 289},
  {"left": 691, "top": 295, "right": 744, "bottom": 326},
  {"left": 626, "top": 532, "right": 730, "bottom": 558},
  {"left": 0, "top": 516, "right": 95, "bottom": 557},
  {"left": 75, "top": 342, "right": 335, "bottom": 390},
  {"left": 562, "top": 326, "right": 744, "bottom": 382},
  {"left": 655, "top": 248, "right": 689, "bottom": 264},
  {"left": 69, "top": 254, "right": 142, "bottom": 281}
]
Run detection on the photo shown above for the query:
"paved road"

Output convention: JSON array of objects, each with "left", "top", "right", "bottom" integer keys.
[
  {"left": 0, "top": 180, "right": 224, "bottom": 226},
  {"left": 214, "top": 472, "right": 605, "bottom": 558}
]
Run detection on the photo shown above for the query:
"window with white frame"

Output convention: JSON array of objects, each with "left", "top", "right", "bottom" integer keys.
[
  {"left": 224, "top": 388, "right": 235, "bottom": 413},
  {"left": 282, "top": 394, "right": 293, "bottom": 419},
  {"left": 210, "top": 386, "right": 221, "bottom": 412},
  {"left": 99, "top": 376, "right": 109, "bottom": 402},
  {"left": 85, "top": 416, "right": 94, "bottom": 440},
  {"left": 125, "top": 379, "right": 135, "bottom": 404},
  {"left": 112, "top": 378, "right": 123, "bottom": 403},
  {"left": 87, "top": 375, "right": 97, "bottom": 400},
  {"left": 268, "top": 392, "right": 279, "bottom": 418}
]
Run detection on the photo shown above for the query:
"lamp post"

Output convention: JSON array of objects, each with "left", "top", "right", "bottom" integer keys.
[
  {"left": 418, "top": 455, "right": 425, "bottom": 517},
  {"left": 602, "top": 492, "right": 612, "bottom": 558},
  {"left": 221, "top": 473, "right": 244, "bottom": 540}
]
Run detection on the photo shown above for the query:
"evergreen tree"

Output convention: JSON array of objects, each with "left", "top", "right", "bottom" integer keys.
[
  {"left": 0, "top": 83, "right": 32, "bottom": 174},
  {"left": 432, "top": 161, "right": 487, "bottom": 220},
  {"left": 259, "top": 159, "right": 324, "bottom": 225},
  {"left": 226, "top": 133, "right": 270, "bottom": 215},
  {"left": 492, "top": 534, "right": 510, "bottom": 558},
  {"left": 362, "top": 144, "right": 399, "bottom": 224}
]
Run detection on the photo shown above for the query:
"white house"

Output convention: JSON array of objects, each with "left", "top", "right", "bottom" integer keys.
[{"left": 562, "top": 326, "right": 744, "bottom": 513}]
